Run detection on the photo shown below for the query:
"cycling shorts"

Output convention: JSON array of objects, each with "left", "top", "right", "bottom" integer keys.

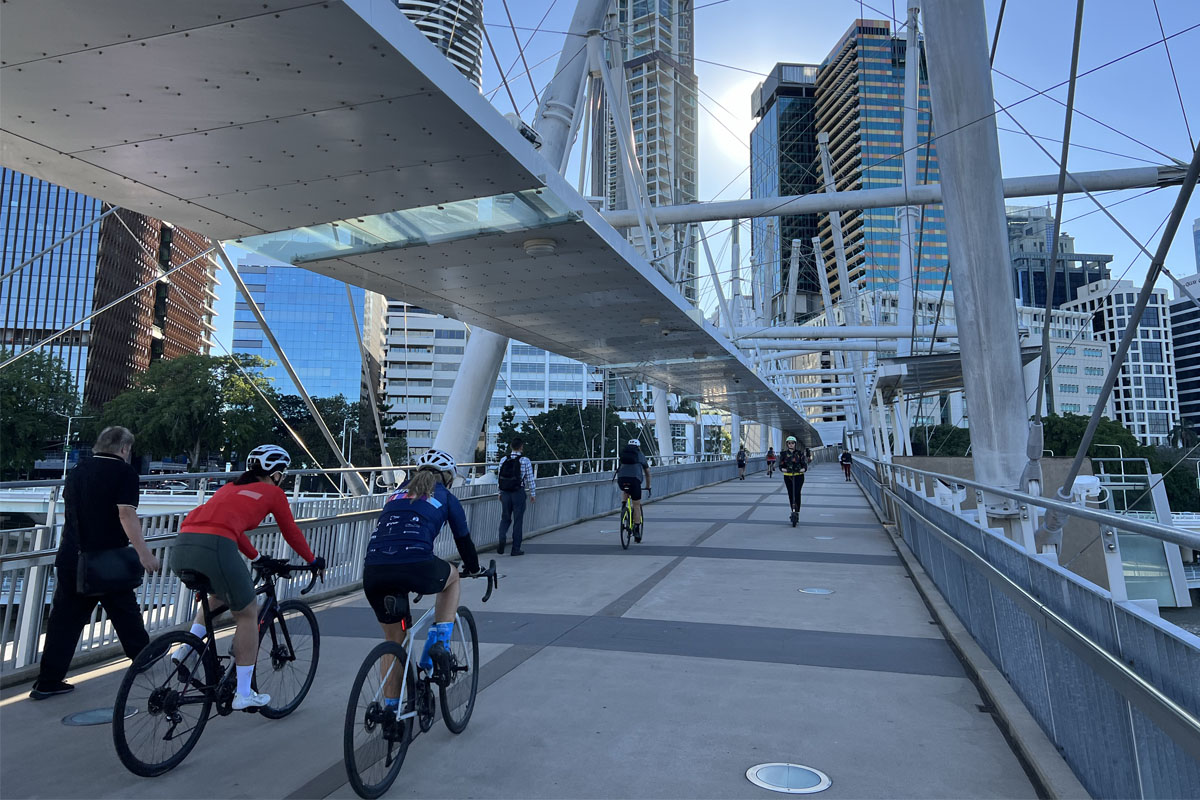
[
  {"left": 362, "top": 558, "right": 452, "bottom": 626},
  {"left": 171, "top": 532, "right": 255, "bottom": 611},
  {"left": 617, "top": 476, "right": 643, "bottom": 501}
]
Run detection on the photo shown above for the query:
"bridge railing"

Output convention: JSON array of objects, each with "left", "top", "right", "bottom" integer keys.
[
  {"left": 0, "top": 456, "right": 756, "bottom": 681},
  {"left": 850, "top": 456, "right": 1200, "bottom": 799}
]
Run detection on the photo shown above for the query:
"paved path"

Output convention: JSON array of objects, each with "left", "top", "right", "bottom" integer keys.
[{"left": 0, "top": 466, "right": 1035, "bottom": 799}]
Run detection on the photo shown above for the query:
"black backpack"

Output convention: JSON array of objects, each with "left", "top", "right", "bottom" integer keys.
[
  {"left": 619, "top": 445, "right": 640, "bottom": 465},
  {"left": 498, "top": 455, "right": 523, "bottom": 491}
]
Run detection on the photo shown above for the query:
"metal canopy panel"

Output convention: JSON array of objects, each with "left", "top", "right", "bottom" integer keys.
[
  {"left": 1, "top": 0, "right": 544, "bottom": 239},
  {"left": 243, "top": 173, "right": 815, "bottom": 437},
  {"left": 877, "top": 347, "right": 1041, "bottom": 403},
  {"left": 1, "top": 0, "right": 813, "bottom": 440}
]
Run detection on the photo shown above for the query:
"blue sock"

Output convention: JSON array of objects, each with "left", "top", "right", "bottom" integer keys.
[
  {"left": 419, "top": 627, "right": 439, "bottom": 671},
  {"left": 435, "top": 621, "right": 455, "bottom": 645},
  {"left": 384, "top": 697, "right": 400, "bottom": 709}
]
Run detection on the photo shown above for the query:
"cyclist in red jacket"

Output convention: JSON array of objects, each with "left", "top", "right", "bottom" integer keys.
[{"left": 169, "top": 445, "right": 324, "bottom": 710}]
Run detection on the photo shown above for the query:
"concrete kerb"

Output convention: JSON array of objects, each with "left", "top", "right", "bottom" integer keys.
[
  {"left": 852, "top": 472, "right": 1090, "bottom": 799},
  {"left": 0, "top": 466, "right": 761, "bottom": 691}
]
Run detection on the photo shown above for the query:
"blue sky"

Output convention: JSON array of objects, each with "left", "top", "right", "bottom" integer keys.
[{"left": 214, "top": 0, "right": 1200, "bottom": 347}]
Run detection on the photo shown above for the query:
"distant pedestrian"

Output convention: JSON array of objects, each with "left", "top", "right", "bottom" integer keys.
[
  {"left": 736, "top": 447, "right": 748, "bottom": 480},
  {"left": 30, "top": 427, "right": 161, "bottom": 700},
  {"left": 840, "top": 450, "right": 853, "bottom": 481},
  {"left": 496, "top": 438, "right": 536, "bottom": 556}
]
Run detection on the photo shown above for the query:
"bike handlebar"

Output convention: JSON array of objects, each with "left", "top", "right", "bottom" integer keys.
[
  {"left": 254, "top": 559, "right": 325, "bottom": 595},
  {"left": 461, "top": 559, "right": 499, "bottom": 603}
]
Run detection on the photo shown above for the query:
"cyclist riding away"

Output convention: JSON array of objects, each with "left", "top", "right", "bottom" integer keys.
[
  {"left": 361, "top": 449, "right": 482, "bottom": 702},
  {"left": 616, "top": 439, "right": 651, "bottom": 542},
  {"left": 169, "top": 445, "right": 325, "bottom": 710},
  {"left": 840, "top": 449, "right": 853, "bottom": 481},
  {"left": 765, "top": 447, "right": 777, "bottom": 478},
  {"left": 736, "top": 446, "right": 748, "bottom": 480},
  {"left": 779, "top": 436, "right": 808, "bottom": 526}
]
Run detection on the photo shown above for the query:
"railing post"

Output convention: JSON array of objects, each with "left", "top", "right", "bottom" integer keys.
[{"left": 1099, "top": 525, "right": 1129, "bottom": 601}]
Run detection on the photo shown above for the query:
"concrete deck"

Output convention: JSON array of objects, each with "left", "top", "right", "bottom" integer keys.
[{"left": 0, "top": 466, "right": 1036, "bottom": 799}]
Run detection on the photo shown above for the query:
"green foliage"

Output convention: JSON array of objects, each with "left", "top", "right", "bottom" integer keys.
[
  {"left": 704, "top": 425, "right": 731, "bottom": 456},
  {"left": 910, "top": 423, "right": 973, "bottom": 457},
  {"left": 0, "top": 348, "right": 80, "bottom": 479},
  {"left": 1039, "top": 413, "right": 1139, "bottom": 459},
  {"left": 496, "top": 404, "right": 628, "bottom": 468}
]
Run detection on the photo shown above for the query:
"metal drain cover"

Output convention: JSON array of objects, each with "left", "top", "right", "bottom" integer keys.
[
  {"left": 746, "top": 763, "right": 831, "bottom": 794},
  {"left": 62, "top": 707, "right": 137, "bottom": 726},
  {"left": 813, "top": 536, "right": 835, "bottom": 540},
  {"left": 798, "top": 587, "right": 835, "bottom": 595}
]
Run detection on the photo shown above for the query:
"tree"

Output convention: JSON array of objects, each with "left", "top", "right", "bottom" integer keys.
[
  {"left": 910, "top": 424, "right": 972, "bottom": 457},
  {"left": 704, "top": 425, "right": 731, "bottom": 456},
  {"left": 1169, "top": 421, "right": 1199, "bottom": 449},
  {"left": 1040, "top": 413, "right": 1139, "bottom": 459},
  {"left": 0, "top": 348, "right": 80, "bottom": 479}
]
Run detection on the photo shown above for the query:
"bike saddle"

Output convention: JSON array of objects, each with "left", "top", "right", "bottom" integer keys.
[{"left": 177, "top": 569, "right": 213, "bottom": 594}]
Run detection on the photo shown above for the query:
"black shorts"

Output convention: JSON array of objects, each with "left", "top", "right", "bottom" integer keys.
[
  {"left": 362, "top": 558, "right": 452, "bottom": 626},
  {"left": 617, "top": 476, "right": 643, "bottom": 501}
]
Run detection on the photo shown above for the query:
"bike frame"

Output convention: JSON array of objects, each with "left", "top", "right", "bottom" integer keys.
[{"left": 373, "top": 604, "right": 471, "bottom": 726}]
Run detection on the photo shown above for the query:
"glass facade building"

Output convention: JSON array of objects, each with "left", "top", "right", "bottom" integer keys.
[
  {"left": 1007, "top": 206, "right": 1112, "bottom": 309},
  {"left": 813, "top": 20, "right": 948, "bottom": 303},
  {"left": 1, "top": 168, "right": 102, "bottom": 394},
  {"left": 750, "top": 63, "right": 821, "bottom": 321},
  {"left": 1170, "top": 274, "right": 1200, "bottom": 430},
  {"left": 233, "top": 259, "right": 380, "bottom": 401}
]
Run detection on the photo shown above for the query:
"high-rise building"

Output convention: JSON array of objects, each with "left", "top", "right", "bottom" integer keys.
[
  {"left": 233, "top": 258, "right": 384, "bottom": 401},
  {"left": 1170, "top": 273, "right": 1200, "bottom": 430},
  {"left": 813, "top": 19, "right": 948, "bottom": 304},
  {"left": 1007, "top": 205, "right": 1112, "bottom": 309},
  {"left": 1, "top": 168, "right": 218, "bottom": 405},
  {"left": 751, "top": 63, "right": 821, "bottom": 322},
  {"left": 384, "top": 303, "right": 605, "bottom": 458},
  {"left": 394, "top": 1, "right": 483, "bottom": 88},
  {"left": 595, "top": 0, "right": 699, "bottom": 302},
  {"left": 1193, "top": 218, "right": 1199, "bottom": 273},
  {"left": 1063, "top": 280, "right": 1179, "bottom": 446}
]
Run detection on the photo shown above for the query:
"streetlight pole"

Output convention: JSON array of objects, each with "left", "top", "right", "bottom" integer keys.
[{"left": 55, "top": 413, "right": 95, "bottom": 481}]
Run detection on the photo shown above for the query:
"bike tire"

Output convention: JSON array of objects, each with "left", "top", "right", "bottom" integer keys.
[
  {"left": 113, "top": 631, "right": 216, "bottom": 777},
  {"left": 256, "top": 599, "right": 320, "bottom": 719},
  {"left": 440, "top": 607, "right": 479, "bottom": 734},
  {"left": 620, "top": 502, "right": 632, "bottom": 550},
  {"left": 344, "top": 641, "right": 414, "bottom": 799}
]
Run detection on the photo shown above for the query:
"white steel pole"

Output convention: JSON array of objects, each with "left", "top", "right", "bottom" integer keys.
[
  {"left": 785, "top": 240, "right": 801, "bottom": 324},
  {"left": 653, "top": 386, "right": 673, "bottom": 463},
  {"left": 922, "top": 0, "right": 1029, "bottom": 493},
  {"left": 894, "top": 0, "right": 923, "bottom": 358},
  {"left": 438, "top": 0, "right": 610, "bottom": 467}
]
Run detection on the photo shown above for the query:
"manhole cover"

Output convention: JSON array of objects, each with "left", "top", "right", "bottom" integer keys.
[
  {"left": 746, "top": 763, "right": 831, "bottom": 794},
  {"left": 62, "top": 707, "right": 137, "bottom": 726},
  {"left": 813, "top": 536, "right": 835, "bottom": 540},
  {"left": 798, "top": 587, "right": 835, "bottom": 595}
]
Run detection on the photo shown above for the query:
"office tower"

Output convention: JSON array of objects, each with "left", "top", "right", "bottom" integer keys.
[
  {"left": 595, "top": 0, "right": 699, "bottom": 302},
  {"left": 751, "top": 63, "right": 821, "bottom": 322},
  {"left": 233, "top": 258, "right": 384, "bottom": 401},
  {"left": 813, "top": 19, "right": 948, "bottom": 304},
  {"left": 1, "top": 168, "right": 218, "bottom": 405},
  {"left": 1007, "top": 206, "right": 1113, "bottom": 309},
  {"left": 1063, "top": 280, "right": 1179, "bottom": 446},
  {"left": 1170, "top": 273, "right": 1200, "bottom": 430},
  {"left": 1194, "top": 218, "right": 1199, "bottom": 273},
  {"left": 384, "top": 302, "right": 605, "bottom": 458},
  {"left": 395, "top": 1, "right": 484, "bottom": 88}
]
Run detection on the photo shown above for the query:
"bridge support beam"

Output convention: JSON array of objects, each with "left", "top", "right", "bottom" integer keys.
[
  {"left": 653, "top": 386, "right": 673, "bottom": 463},
  {"left": 922, "top": 0, "right": 1029, "bottom": 496},
  {"left": 435, "top": 0, "right": 609, "bottom": 467}
]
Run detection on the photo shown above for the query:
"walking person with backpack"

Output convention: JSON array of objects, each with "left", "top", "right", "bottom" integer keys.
[
  {"left": 736, "top": 446, "right": 748, "bottom": 480},
  {"left": 496, "top": 438, "right": 535, "bottom": 556}
]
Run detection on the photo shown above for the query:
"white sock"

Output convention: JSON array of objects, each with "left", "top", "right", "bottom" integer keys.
[
  {"left": 173, "top": 624, "right": 208, "bottom": 660},
  {"left": 236, "top": 665, "right": 254, "bottom": 697}
]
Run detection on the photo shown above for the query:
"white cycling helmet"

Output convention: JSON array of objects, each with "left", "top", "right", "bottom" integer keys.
[
  {"left": 247, "top": 444, "right": 291, "bottom": 474},
  {"left": 628, "top": 439, "right": 641, "bottom": 447},
  {"left": 416, "top": 448, "right": 458, "bottom": 485}
]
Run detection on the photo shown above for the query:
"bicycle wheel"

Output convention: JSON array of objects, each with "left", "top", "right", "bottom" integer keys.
[
  {"left": 113, "top": 632, "right": 216, "bottom": 777},
  {"left": 256, "top": 599, "right": 320, "bottom": 719},
  {"left": 620, "top": 502, "right": 632, "bottom": 550},
  {"left": 440, "top": 607, "right": 479, "bottom": 734},
  {"left": 344, "top": 641, "right": 414, "bottom": 799}
]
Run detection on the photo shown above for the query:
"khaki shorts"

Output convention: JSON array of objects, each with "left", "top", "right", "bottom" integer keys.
[{"left": 170, "top": 532, "right": 256, "bottom": 611}]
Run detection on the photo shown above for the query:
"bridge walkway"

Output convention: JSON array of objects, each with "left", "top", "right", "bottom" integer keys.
[{"left": 0, "top": 466, "right": 1035, "bottom": 799}]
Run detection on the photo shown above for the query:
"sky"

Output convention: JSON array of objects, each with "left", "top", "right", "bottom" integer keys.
[{"left": 214, "top": 0, "right": 1200, "bottom": 348}]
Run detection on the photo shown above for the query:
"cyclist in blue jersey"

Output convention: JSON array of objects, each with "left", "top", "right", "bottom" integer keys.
[{"left": 362, "top": 449, "right": 482, "bottom": 687}]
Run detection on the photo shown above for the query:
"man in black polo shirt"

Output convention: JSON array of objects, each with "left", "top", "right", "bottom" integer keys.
[{"left": 30, "top": 426, "right": 161, "bottom": 700}]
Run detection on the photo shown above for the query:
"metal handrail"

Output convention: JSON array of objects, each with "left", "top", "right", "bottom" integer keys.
[{"left": 859, "top": 456, "right": 1200, "bottom": 551}]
